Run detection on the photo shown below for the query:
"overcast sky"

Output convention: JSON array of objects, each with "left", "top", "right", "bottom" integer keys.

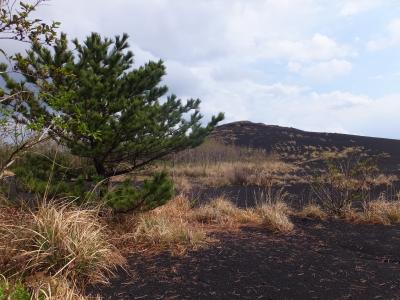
[{"left": 26, "top": 0, "right": 400, "bottom": 138}]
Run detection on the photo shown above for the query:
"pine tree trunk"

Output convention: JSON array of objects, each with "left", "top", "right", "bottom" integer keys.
[{"left": 93, "top": 158, "right": 107, "bottom": 177}]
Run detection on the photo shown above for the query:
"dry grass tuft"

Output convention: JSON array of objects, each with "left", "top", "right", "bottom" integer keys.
[
  {"left": 30, "top": 276, "right": 100, "bottom": 300},
  {"left": 256, "top": 201, "right": 294, "bottom": 233},
  {"left": 192, "top": 197, "right": 239, "bottom": 225},
  {"left": 0, "top": 275, "right": 100, "bottom": 300},
  {"left": 188, "top": 189, "right": 297, "bottom": 233},
  {"left": 359, "top": 200, "right": 400, "bottom": 225},
  {"left": 192, "top": 197, "right": 263, "bottom": 225},
  {"left": 297, "top": 204, "right": 327, "bottom": 220},
  {"left": 133, "top": 214, "right": 207, "bottom": 248},
  {"left": 132, "top": 195, "right": 208, "bottom": 249},
  {"left": 234, "top": 209, "right": 262, "bottom": 224},
  {"left": 0, "top": 202, "right": 125, "bottom": 284},
  {"left": 170, "top": 160, "right": 296, "bottom": 187}
]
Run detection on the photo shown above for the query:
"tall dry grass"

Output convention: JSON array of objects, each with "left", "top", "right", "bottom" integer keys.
[
  {"left": 0, "top": 202, "right": 125, "bottom": 285},
  {"left": 0, "top": 275, "right": 100, "bottom": 300},
  {"left": 171, "top": 160, "right": 296, "bottom": 187},
  {"left": 130, "top": 196, "right": 208, "bottom": 250},
  {"left": 256, "top": 201, "right": 294, "bottom": 233},
  {"left": 358, "top": 199, "right": 400, "bottom": 225},
  {"left": 251, "top": 188, "right": 294, "bottom": 233},
  {"left": 30, "top": 277, "right": 101, "bottom": 300},
  {"left": 192, "top": 197, "right": 242, "bottom": 225},
  {"left": 296, "top": 204, "right": 327, "bottom": 220},
  {"left": 193, "top": 195, "right": 293, "bottom": 234},
  {"left": 158, "top": 140, "right": 298, "bottom": 189}
]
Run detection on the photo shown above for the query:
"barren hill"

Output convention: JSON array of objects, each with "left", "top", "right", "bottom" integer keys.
[{"left": 211, "top": 121, "right": 400, "bottom": 174}]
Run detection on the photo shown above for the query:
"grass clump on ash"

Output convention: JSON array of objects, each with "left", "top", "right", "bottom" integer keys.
[
  {"left": 358, "top": 199, "right": 400, "bottom": 225},
  {"left": 251, "top": 188, "right": 295, "bottom": 234},
  {"left": 192, "top": 196, "right": 241, "bottom": 225},
  {"left": 297, "top": 204, "right": 327, "bottom": 221},
  {"left": 256, "top": 201, "right": 294, "bottom": 234},
  {"left": 193, "top": 195, "right": 293, "bottom": 234},
  {"left": 132, "top": 196, "right": 208, "bottom": 250},
  {"left": 0, "top": 202, "right": 125, "bottom": 285},
  {"left": 31, "top": 276, "right": 101, "bottom": 300},
  {"left": 0, "top": 275, "right": 100, "bottom": 300}
]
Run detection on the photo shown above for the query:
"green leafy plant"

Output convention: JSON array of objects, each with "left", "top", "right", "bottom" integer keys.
[
  {"left": 0, "top": 278, "right": 30, "bottom": 300},
  {"left": 0, "top": 0, "right": 59, "bottom": 44},
  {"left": 12, "top": 151, "right": 96, "bottom": 199},
  {"left": 105, "top": 172, "right": 174, "bottom": 212},
  {"left": 4, "top": 32, "right": 224, "bottom": 179},
  {"left": 0, "top": 0, "right": 60, "bottom": 180}
]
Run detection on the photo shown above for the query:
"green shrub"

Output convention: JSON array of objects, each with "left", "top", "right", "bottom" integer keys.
[
  {"left": 12, "top": 151, "right": 97, "bottom": 199},
  {"left": 8, "top": 283, "right": 30, "bottom": 300},
  {"left": 0, "top": 279, "right": 30, "bottom": 300},
  {"left": 105, "top": 172, "right": 174, "bottom": 212},
  {"left": 311, "top": 148, "right": 379, "bottom": 215}
]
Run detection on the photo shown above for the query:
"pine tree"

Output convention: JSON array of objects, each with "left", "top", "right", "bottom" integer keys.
[{"left": 3, "top": 32, "right": 224, "bottom": 178}]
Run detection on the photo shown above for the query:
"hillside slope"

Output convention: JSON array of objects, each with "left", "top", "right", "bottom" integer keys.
[{"left": 210, "top": 121, "right": 400, "bottom": 174}]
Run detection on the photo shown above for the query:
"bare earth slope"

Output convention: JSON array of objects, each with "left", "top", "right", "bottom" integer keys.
[
  {"left": 90, "top": 217, "right": 400, "bottom": 299},
  {"left": 90, "top": 122, "right": 400, "bottom": 299},
  {"left": 211, "top": 121, "right": 400, "bottom": 174}
]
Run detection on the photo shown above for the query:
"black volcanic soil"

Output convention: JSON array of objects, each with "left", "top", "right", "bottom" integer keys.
[
  {"left": 203, "top": 121, "right": 400, "bottom": 206},
  {"left": 211, "top": 121, "right": 400, "bottom": 175},
  {"left": 190, "top": 183, "right": 400, "bottom": 209},
  {"left": 89, "top": 122, "right": 400, "bottom": 299},
  {"left": 90, "top": 217, "right": 400, "bottom": 299}
]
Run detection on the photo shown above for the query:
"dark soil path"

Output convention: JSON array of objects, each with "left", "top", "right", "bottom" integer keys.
[{"left": 90, "top": 218, "right": 400, "bottom": 299}]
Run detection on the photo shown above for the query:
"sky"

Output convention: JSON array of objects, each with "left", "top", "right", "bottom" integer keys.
[{"left": 15, "top": 0, "right": 400, "bottom": 139}]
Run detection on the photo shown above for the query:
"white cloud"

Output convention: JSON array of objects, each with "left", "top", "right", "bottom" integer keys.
[
  {"left": 5, "top": 0, "right": 398, "bottom": 139},
  {"left": 288, "top": 59, "right": 353, "bottom": 82},
  {"left": 36, "top": 1, "right": 353, "bottom": 63},
  {"left": 288, "top": 62, "right": 302, "bottom": 73},
  {"left": 252, "top": 34, "right": 355, "bottom": 63},
  {"left": 339, "top": 0, "right": 380, "bottom": 16},
  {"left": 301, "top": 59, "right": 353, "bottom": 82},
  {"left": 367, "top": 18, "right": 400, "bottom": 50},
  {"left": 203, "top": 79, "right": 400, "bottom": 138}
]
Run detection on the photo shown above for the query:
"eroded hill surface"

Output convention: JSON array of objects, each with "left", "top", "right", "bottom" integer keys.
[{"left": 211, "top": 121, "right": 400, "bottom": 175}]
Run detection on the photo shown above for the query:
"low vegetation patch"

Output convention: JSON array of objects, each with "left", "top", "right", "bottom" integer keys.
[
  {"left": 358, "top": 200, "right": 400, "bottom": 225},
  {"left": 0, "top": 202, "right": 125, "bottom": 285},
  {"left": 192, "top": 197, "right": 262, "bottom": 225},
  {"left": 33, "top": 277, "right": 101, "bottom": 300},
  {"left": 256, "top": 201, "right": 294, "bottom": 234},
  {"left": 0, "top": 275, "right": 99, "bottom": 300},
  {"left": 130, "top": 196, "right": 208, "bottom": 251},
  {"left": 297, "top": 204, "right": 327, "bottom": 220},
  {"left": 192, "top": 197, "right": 240, "bottom": 225},
  {"left": 171, "top": 160, "right": 296, "bottom": 188},
  {"left": 191, "top": 194, "right": 294, "bottom": 234},
  {"left": 0, "top": 276, "right": 30, "bottom": 300},
  {"left": 133, "top": 214, "right": 207, "bottom": 249}
]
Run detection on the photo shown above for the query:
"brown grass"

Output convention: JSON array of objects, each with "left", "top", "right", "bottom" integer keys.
[
  {"left": 30, "top": 277, "right": 100, "bottom": 300},
  {"left": 120, "top": 193, "right": 295, "bottom": 254},
  {"left": 192, "top": 197, "right": 263, "bottom": 226},
  {"left": 133, "top": 214, "right": 208, "bottom": 248},
  {"left": 297, "top": 204, "right": 327, "bottom": 220},
  {"left": 0, "top": 275, "right": 100, "bottom": 300},
  {"left": 171, "top": 160, "right": 296, "bottom": 187},
  {"left": 191, "top": 193, "right": 294, "bottom": 234},
  {"left": 192, "top": 196, "right": 239, "bottom": 225},
  {"left": 358, "top": 200, "right": 400, "bottom": 225},
  {"left": 256, "top": 201, "right": 294, "bottom": 234},
  {"left": 130, "top": 196, "right": 208, "bottom": 250},
  {"left": 0, "top": 202, "right": 125, "bottom": 285}
]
